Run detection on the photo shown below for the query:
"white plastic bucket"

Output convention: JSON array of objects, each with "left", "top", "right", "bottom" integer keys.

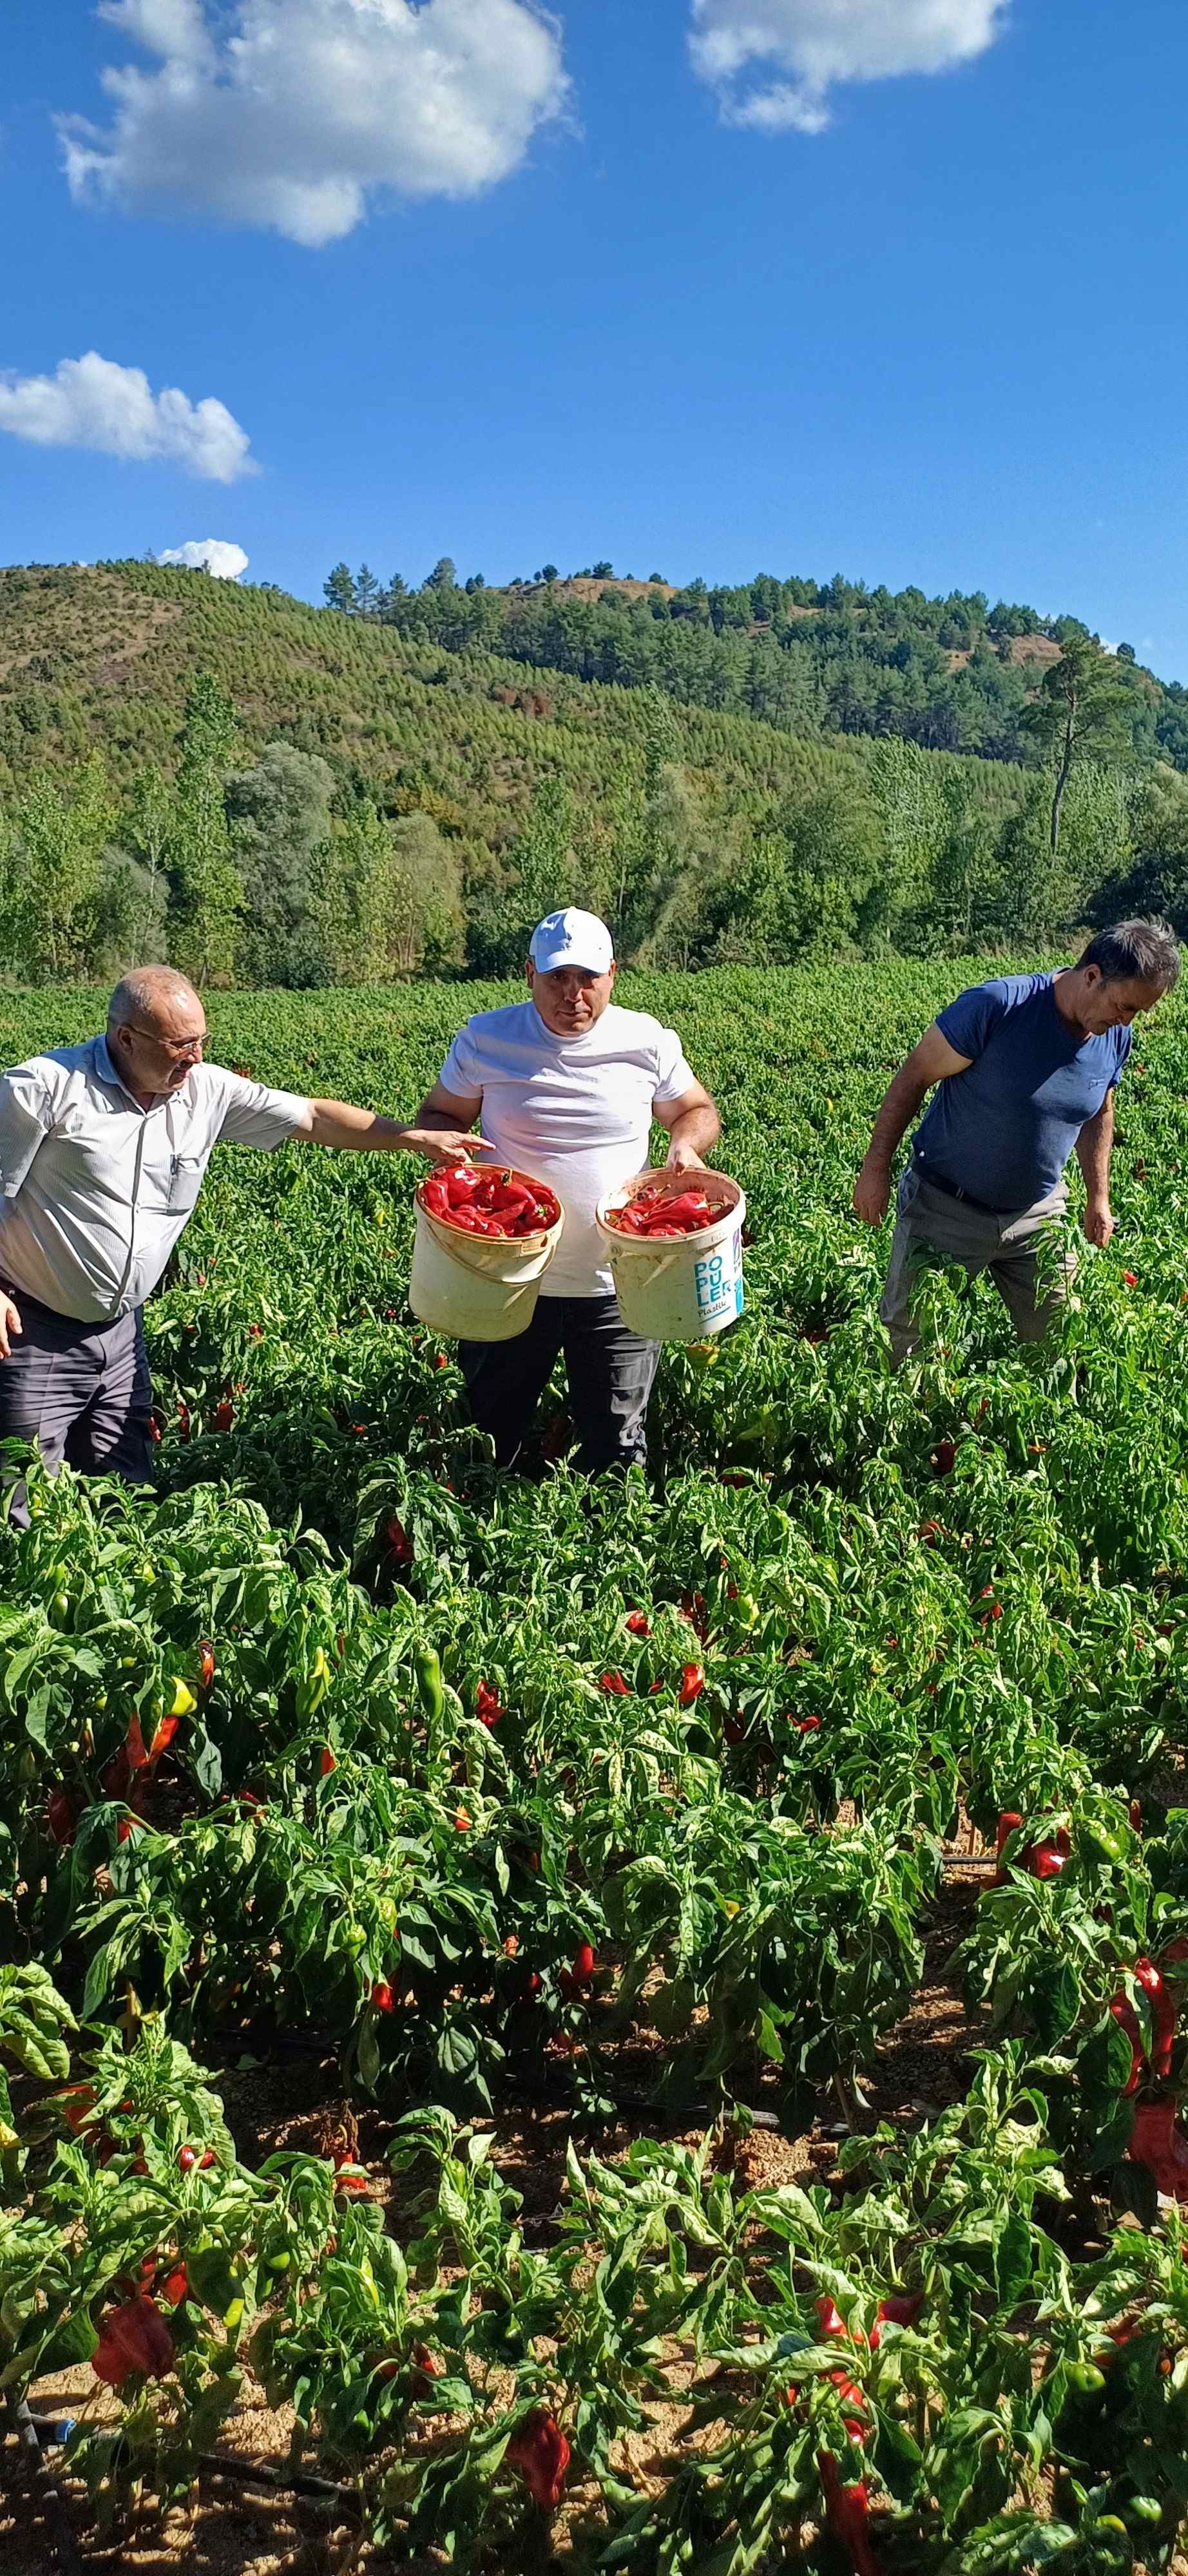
[
  {"left": 408, "top": 1180, "right": 564, "bottom": 1342},
  {"left": 596, "top": 1171, "right": 746, "bottom": 1343}
]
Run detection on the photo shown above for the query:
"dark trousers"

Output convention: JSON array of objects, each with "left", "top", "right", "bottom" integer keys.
[
  {"left": 0, "top": 1283, "right": 154, "bottom": 1522},
  {"left": 460, "top": 1294, "right": 660, "bottom": 1473}
]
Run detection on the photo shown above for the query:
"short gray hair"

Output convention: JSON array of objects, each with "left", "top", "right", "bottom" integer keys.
[
  {"left": 108, "top": 968, "right": 200, "bottom": 1030},
  {"left": 1077, "top": 918, "right": 1181, "bottom": 992}
]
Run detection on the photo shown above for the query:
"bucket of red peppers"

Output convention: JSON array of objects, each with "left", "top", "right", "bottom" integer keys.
[
  {"left": 409, "top": 1160, "right": 565, "bottom": 1343},
  {"left": 597, "top": 1168, "right": 746, "bottom": 1343}
]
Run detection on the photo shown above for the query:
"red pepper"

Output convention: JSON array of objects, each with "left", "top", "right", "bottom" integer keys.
[
  {"left": 476, "top": 1680, "right": 503, "bottom": 1728},
  {"left": 503, "top": 2407, "right": 570, "bottom": 2513},
  {"left": 560, "top": 1940, "right": 597, "bottom": 1996},
  {"left": 818, "top": 2451, "right": 879, "bottom": 2576},
  {"left": 1127, "top": 2096, "right": 1188, "bottom": 2199},
  {"left": 47, "top": 1788, "right": 78, "bottom": 1846},
  {"left": 1031, "top": 1835, "right": 1070, "bottom": 1879},
  {"left": 421, "top": 1176, "right": 451, "bottom": 1218},
  {"left": 213, "top": 1398, "right": 235, "bottom": 1432},
  {"left": 1109, "top": 1989, "right": 1145, "bottom": 2095},
  {"left": 1135, "top": 1956, "right": 1176, "bottom": 2078},
  {"left": 794, "top": 1714, "right": 821, "bottom": 1735},
  {"left": 816, "top": 2295, "right": 850, "bottom": 2342},
  {"left": 869, "top": 2291, "right": 925, "bottom": 2348},
  {"left": 148, "top": 1712, "right": 180, "bottom": 1765},
  {"left": 600, "top": 1671, "right": 631, "bottom": 1695},
  {"left": 320, "top": 1746, "right": 337, "bottom": 1777},
  {"left": 126, "top": 1712, "right": 149, "bottom": 1772},
  {"left": 371, "top": 1981, "right": 395, "bottom": 2012},
  {"left": 625, "top": 1610, "right": 651, "bottom": 1636},
  {"left": 443, "top": 1164, "right": 483, "bottom": 1205},
  {"left": 160, "top": 2263, "right": 189, "bottom": 2307},
  {"left": 91, "top": 2295, "right": 175, "bottom": 2388},
  {"left": 678, "top": 1662, "right": 705, "bottom": 1707},
  {"left": 385, "top": 1513, "right": 413, "bottom": 1562}
]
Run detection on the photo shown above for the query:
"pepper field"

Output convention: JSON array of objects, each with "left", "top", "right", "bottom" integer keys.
[{"left": 5, "top": 961, "right": 1188, "bottom": 2576}]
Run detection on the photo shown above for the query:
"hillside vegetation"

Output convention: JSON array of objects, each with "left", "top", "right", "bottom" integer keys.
[{"left": 0, "top": 557, "right": 1185, "bottom": 987}]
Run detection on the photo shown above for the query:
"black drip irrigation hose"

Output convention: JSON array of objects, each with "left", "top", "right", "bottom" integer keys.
[
  {"left": 23, "top": 2412, "right": 359, "bottom": 2519},
  {"left": 10, "top": 2398, "right": 87, "bottom": 2576}
]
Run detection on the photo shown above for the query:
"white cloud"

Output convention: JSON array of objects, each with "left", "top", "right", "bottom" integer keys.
[
  {"left": 0, "top": 351, "right": 255, "bottom": 481},
  {"left": 158, "top": 538, "right": 249, "bottom": 578},
  {"left": 59, "top": 0, "right": 570, "bottom": 247},
  {"left": 689, "top": 0, "right": 1010, "bottom": 131}
]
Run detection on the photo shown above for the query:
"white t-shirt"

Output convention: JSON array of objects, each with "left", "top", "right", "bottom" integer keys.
[{"left": 438, "top": 1001, "right": 696, "bottom": 1296}]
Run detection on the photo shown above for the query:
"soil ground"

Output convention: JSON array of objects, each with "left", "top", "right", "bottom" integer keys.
[{"left": 4, "top": 1855, "right": 1182, "bottom": 2575}]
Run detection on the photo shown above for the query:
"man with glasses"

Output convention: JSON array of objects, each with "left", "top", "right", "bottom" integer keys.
[{"left": 0, "top": 966, "right": 477, "bottom": 1515}]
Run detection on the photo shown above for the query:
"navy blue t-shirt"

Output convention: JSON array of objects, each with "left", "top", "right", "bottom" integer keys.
[{"left": 912, "top": 973, "right": 1131, "bottom": 1212}]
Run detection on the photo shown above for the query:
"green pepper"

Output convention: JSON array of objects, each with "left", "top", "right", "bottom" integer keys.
[
  {"left": 1078, "top": 1817, "right": 1129, "bottom": 1866},
  {"left": 1067, "top": 2360, "right": 1107, "bottom": 2394},
  {"left": 414, "top": 1645, "right": 445, "bottom": 1725},
  {"left": 295, "top": 1646, "right": 331, "bottom": 1720},
  {"left": 1124, "top": 2494, "right": 1163, "bottom": 2529}
]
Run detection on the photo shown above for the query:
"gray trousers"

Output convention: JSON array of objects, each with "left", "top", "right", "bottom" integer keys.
[
  {"left": 460, "top": 1293, "right": 660, "bottom": 1473},
  {"left": 879, "top": 1168, "right": 1075, "bottom": 1365},
  {"left": 0, "top": 1283, "right": 154, "bottom": 1522}
]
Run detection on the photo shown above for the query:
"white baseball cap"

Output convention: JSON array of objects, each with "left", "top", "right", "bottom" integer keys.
[{"left": 530, "top": 907, "right": 615, "bottom": 976}]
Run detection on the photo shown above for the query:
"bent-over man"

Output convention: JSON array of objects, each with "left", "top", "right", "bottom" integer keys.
[
  {"left": 852, "top": 919, "right": 1180, "bottom": 1363},
  {"left": 0, "top": 967, "right": 476, "bottom": 1515},
  {"left": 414, "top": 907, "right": 721, "bottom": 1472}
]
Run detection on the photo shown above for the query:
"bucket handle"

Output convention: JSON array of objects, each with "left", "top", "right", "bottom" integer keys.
[{"left": 424, "top": 1209, "right": 559, "bottom": 1276}]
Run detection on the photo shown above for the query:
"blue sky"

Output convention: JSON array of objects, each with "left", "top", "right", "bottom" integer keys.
[{"left": 3, "top": 1, "right": 1187, "bottom": 676}]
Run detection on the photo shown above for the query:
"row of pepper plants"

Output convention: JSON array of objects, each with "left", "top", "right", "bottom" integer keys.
[{"left": 3, "top": 961, "right": 1188, "bottom": 2569}]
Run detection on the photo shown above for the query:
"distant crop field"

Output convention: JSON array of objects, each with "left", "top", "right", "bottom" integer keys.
[{"left": 6, "top": 959, "right": 1188, "bottom": 2572}]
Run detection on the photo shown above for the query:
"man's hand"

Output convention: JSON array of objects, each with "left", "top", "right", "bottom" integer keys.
[
  {"left": 853, "top": 1157, "right": 891, "bottom": 1227},
  {"left": 665, "top": 1139, "right": 707, "bottom": 1176},
  {"left": 1082, "top": 1198, "right": 1115, "bottom": 1249},
  {"left": 0, "top": 1296, "right": 22, "bottom": 1361},
  {"left": 399, "top": 1128, "right": 491, "bottom": 1165}
]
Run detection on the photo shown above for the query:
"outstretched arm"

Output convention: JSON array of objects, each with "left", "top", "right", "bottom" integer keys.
[
  {"left": 653, "top": 1080, "right": 720, "bottom": 1175},
  {"left": 853, "top": 1025, "right": 973, "bottom": 1225},
  {"left": 296, "top": 1093, "right": 486, "bottom": 1162},
  {"left": 1075, "top": 1094, "right": 1116, "bottom": 1247}
]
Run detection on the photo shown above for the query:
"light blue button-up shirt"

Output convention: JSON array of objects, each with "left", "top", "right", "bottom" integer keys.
[{"left": 0, "top": 1037, "right": 309, "bottom": 1322}]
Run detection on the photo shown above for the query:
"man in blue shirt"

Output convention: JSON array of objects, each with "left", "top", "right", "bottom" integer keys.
[{"left": 853, "top": 919, "right": 1180, "bottom": 1361}]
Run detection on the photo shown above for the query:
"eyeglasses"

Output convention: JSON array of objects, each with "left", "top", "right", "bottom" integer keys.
[{"left": 124, "top": 1025, "right": 207, "bottom": 1060}]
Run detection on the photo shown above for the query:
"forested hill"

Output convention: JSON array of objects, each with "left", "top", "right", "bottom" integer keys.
[
  {"left": 326, "top": 558, "right": 1188, "bottom": 774},
  {"left": 0, "top": 556, "right": 1185, "bottom": 988}
]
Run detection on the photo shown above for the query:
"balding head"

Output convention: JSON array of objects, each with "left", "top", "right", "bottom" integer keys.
[
  {"left": 107, "top": 967, "right": 207, "bottom": 1103},
  {"left": 108, "top": 968, "right": 202, "bottom": 1034}
]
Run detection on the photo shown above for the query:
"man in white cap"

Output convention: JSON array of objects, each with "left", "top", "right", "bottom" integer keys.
[{"left": 415, "top": 908, "right": 720, "bottom": 1471}]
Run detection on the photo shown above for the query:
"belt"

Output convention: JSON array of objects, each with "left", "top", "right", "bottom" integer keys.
[{"left": 912, "top": 1162, "right": 1000, "bottom": 1217}]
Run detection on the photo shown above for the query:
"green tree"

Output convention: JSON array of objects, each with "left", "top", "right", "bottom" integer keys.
[
  {"left": 425, "top": 558, "right": 458, "bottom": 593},
  {"left": 1022, "top": 628, "right": 1135, "bottom": 853},
  {"left": 354, "top": 564, "right": 381, "bottom": 619},
  {"left": 311, "top": 805, "right": 461, "bottom": 980},
  {"left": 17, "top": 753, "right": 115, "bottom": 981},
  {"left": 508, "top": 774, "right": 576, "bottom": 927},
  {"left": 168, "top": 676, "right": 243, "bottom": 989},
  {"left": 868, "top": 738, "right": 950, "bottom": 943},
  {"left": 225, "top": 741, "right": 335, "bottom": 985},
  {"left": 323, "top": 562, "right": 358, "bottom": 615},
  {"left": 119, "top": 766, "right": 175, "bottom": 962}
]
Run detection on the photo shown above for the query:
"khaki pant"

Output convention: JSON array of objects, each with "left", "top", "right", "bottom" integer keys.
[{"left": 879, "top": 1167, "right": 1075, "bottom": 1365}]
